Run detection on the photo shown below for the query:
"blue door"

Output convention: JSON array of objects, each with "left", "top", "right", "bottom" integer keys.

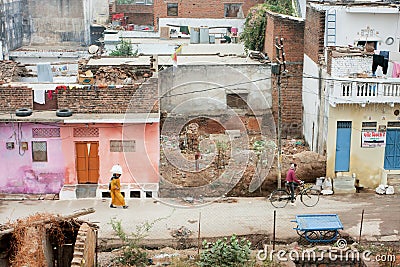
[
  {"left": 335, "top": 121, "right": 352, "bottom": 172},
  {"left": 384, "top": 129, "right": 400, "bottom": 170}
]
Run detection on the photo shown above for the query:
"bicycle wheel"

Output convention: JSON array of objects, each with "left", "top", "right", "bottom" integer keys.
[
  {"left": 269, "top": 189, "right": 290, "bottom": 208},
  {"left": 301, "top": 188, "right": 320, "bottom": 207}
]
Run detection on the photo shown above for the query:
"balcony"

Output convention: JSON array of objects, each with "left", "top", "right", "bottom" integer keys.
[{"left": 329, "top": 77, "right": 400, "bottom": 106}]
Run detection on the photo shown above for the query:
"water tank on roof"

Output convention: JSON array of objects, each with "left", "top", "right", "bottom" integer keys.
[
  {"left": 199, "top": 26, "right": 210, "bottom": 44},
  {"left": 190, "top": 27, "right": 200, "bottom": 44}
]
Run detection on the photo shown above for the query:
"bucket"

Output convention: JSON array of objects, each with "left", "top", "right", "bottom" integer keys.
[
  {"left": 231, "top": 27, "right": 238, "bottom": 35},
  {"left": 209, "top": 34, "right": 215, "bottom": 44}
]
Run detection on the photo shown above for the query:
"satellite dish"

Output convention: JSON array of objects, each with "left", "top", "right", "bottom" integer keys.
[{"left": 88, "top": 45, "right": 99, "bottom": 54}]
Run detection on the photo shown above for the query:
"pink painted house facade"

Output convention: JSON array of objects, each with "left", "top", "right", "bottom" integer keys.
[{"left": 0, "top": 77, "right": 159, "bottom": 199}]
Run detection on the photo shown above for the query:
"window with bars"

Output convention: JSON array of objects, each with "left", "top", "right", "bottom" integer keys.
[
  {"left": 361, "top": 122, "right": 377, "bottom": 132},
  {"left": 110, "top": 140, "right": 136, "bottom": 152},
  {"left": 32, "top": 141, "right": 47, "bottom": 162}
]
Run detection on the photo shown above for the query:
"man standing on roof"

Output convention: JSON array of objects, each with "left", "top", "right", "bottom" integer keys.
[
  {"left": 285, "top": 163, "right": 302, "bottom": 205},
  {"left": 109, "top": 164, "right": 128, "bottom": 209}
]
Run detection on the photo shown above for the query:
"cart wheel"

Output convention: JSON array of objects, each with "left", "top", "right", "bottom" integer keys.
[
  {"left": 269, "top": 189, "right": 290, "bottom": 208},
  {"left": 322, "top": 230, "right": 338, "bottom": 241},
  {"left": 305, "top": 231, "right": 319, "bottom": 241},
  {"left": 296, "top": 227, "right": 305, "bottom": 238}
]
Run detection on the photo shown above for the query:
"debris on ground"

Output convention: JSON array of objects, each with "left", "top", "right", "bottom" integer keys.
[{"left": 171, "top": 226, "right": 192, "bottom": 238}]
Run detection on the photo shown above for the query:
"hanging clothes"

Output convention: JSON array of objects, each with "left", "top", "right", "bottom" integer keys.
[
  {"left": 33, "top": 90, "right": 46, "bottom": 104},
  {"left": 47, "top": 90, "right": 53, "bottom": 100},
  {"left": 379, "top": 51, "right": 389, "bottom": 60},
  {"left": 372, "top": 54, "right": 388, "bottom": 75},
  {"left": 37, "top": 63, "right": 54, "bottom": 82},
  {"left": 180, "top": 25, "right": 189, "bottom": 35},
  {"left": 392, "top": 62, "right": 400, "bottom": 78}
]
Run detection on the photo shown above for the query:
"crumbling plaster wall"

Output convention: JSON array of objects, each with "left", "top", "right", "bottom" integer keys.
[
  {"left": 159, "top": 65, "right": 272, "bottom": 115},
  {"left": 27, "top": 0, "right": 87, "bottom": 44},
  {"left": 0, "top": 0, "right": 29, "bottom": 59}
]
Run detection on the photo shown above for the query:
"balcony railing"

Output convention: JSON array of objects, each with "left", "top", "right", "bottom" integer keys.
[{"left": 330, "top": 78, "right": 400, "bottom": 105}]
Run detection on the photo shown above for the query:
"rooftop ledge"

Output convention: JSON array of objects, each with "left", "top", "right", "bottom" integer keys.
[{"left": 0, "top": 111, "right": 159, "bottom": 123}]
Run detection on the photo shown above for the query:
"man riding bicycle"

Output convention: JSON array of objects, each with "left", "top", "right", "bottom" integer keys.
[{"left": 285, "top": 163, "right": 303, "bottom": 205}]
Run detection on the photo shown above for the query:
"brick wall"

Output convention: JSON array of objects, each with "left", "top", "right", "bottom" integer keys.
[
  {"left": 304, "top": 6, "right": 325, "bottom": 64},
  {"left": 264, "top": 12, "right": 305, "bottom": 62},
  {"left": 264, "top": 12, "right": 304, "bottom": 138},
  {"left": 0, "top": 86, "right": 33, "bottom": 111},
  {"left": 115, "top": 4, "right": 154, "bottom": 25},
  {"left": 153, "top": 0, "right": 264, "bottom": 29},
  {"left": 57, "top": 78, "right": 158, "bottom": 113},
  {"left": 71, "top": 223, "right": 96, "bottom": 267},
  {"left": 271, "top": 64, "right": 303, "bottom": 138}
]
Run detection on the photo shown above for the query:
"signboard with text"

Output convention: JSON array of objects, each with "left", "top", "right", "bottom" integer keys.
[{"left": 362, "top": 131, "right": 386, "bottom": 147}]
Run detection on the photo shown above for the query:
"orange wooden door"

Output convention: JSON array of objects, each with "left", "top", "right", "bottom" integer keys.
[{"left": 76, "top": 142, "right": 99, "bottom": 184}]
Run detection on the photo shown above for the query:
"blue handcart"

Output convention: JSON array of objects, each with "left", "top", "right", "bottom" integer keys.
[{"left": 291, "top": 214, "right": 344, "bottom": 243}]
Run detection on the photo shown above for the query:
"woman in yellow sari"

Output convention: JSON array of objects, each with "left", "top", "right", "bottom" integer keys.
[{"left": 109, "top": 165, "right": 128, "bottom": 209}]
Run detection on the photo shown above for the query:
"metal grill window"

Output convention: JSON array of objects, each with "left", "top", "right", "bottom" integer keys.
[
  {"left": 32, "top": 128, "right": 60, "bottom": 138},
  {"left": 110, "top": 140, "right": 136, "bottom": 152},
  {"left": 32, "top": 141, "right": 47, "bottom": 162},
  {"left": 73, "top": 127, "right": 99, "bottom": 137},
  {"left": 337, "top": 121, "right": 352, "bottom": 128},
  {"left": 387, "top": 122, "right": 400, "bottom": 128},
  {"left": 361, "top": 122, "right": 377, "bottom": 132}
]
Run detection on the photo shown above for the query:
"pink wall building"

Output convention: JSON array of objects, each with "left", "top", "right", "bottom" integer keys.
[{"left": 0, "top": 77, "right": 160, "bottom": 199}]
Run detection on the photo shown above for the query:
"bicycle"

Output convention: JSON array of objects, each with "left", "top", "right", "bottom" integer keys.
[{"left": 268, "top": 182, "right": 320, "bottom": 208}]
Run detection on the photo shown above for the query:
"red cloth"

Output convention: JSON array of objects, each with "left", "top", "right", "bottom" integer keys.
[{"left": 285, "top": 169, "right": 300, "bottom": 183}]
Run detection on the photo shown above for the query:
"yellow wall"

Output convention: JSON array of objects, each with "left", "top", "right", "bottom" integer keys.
[{"left": 326, "top": 103, "right": 400, "bottom": 188}]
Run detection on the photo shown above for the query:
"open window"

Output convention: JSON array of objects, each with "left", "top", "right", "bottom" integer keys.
[
  {"left": 224, "top": 4, "right": 244, "bottom": 18},
  {"left": 227, "top": 93, "right": 248, "bottom": 109},
  {"left": 167, "top": 3, "right": 178, "bottom": 16}
]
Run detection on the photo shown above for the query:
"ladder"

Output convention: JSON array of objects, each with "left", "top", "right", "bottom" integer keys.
[{"left": 326, "top": 9, "right": 337, "bottom": 46}]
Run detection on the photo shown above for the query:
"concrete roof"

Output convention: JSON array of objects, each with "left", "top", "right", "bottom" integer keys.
[
  {"left": 87, "top": 55, "right": 262, "bottom": 66},
  {"left": 0, "top": 111, "right": 159, "bottom": 123}
]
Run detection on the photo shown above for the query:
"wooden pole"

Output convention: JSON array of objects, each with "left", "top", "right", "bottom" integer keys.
[
  {"left": 358, "top": 209, "right": 364, "bottom": 244},
  {"left": 0, "top": 208, "right": 96, "bottom": 237},
  {"left": 197, "top": 212, "right": 201, "bottom": 256},
  {"left": 273, "top": 210, "right": 276, "bottom": 251}
]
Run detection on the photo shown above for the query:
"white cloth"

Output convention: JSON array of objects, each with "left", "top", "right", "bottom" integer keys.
[{"left": 33, "top": 89, "right": 46, "bottom": 104}]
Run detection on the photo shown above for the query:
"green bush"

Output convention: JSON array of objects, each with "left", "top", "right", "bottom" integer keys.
[
  {"left": 241, "top": 2, "right": 295, "bottom": 52},
  {"left": 109, "top": 39, "right": 138, "bottom": 57},
  {"left": 198, "top": 235, "right": 251, "bottom": 267}
]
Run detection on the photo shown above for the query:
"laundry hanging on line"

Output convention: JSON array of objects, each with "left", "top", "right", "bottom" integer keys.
[
  {"left": 392, "top": 62, "right": 400, "bottom": 78},
  {"left": 372, "top": 51, "right": 389, "bottom": 76}
]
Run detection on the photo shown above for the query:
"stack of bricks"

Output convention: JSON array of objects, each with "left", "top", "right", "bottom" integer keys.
[{"left": 71, "top": 223, "right": 96, "bottom": 267}]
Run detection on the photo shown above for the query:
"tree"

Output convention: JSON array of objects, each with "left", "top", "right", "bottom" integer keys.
[{"left": 240, "top": 2, "right": 295, "bottom": 52}]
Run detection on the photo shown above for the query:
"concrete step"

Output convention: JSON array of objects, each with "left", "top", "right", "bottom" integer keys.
[{"left": 333, "top": 176, "right": 356, "bottom": 194}]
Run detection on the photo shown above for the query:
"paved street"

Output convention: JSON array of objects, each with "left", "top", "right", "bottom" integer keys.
[{"left": 0, "top": 193, "right": 399, "bottom": 246}]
